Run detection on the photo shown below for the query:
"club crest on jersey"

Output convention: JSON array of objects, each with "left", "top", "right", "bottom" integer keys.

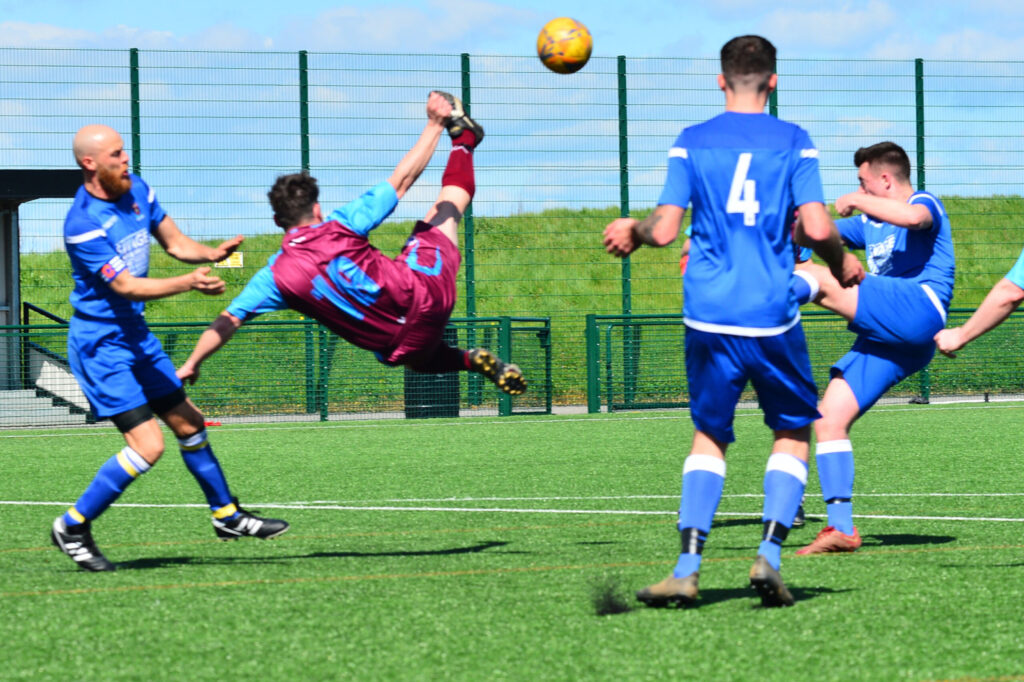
[
  {"left": 100, "top": 263, "right": 118, "bottom": 281},
  {"left": 132, "top": 203, "right": 141, "bottom": 215}
]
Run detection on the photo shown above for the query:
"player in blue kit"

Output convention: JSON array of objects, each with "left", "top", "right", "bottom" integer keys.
[
  {"left": 604, "top": 35, "right": 863, "bottom": 607},
  {"left": 793, "top": 141, "right": 954, "bottom": 555},
  {"left": 51, "top": 124, "right": 288, "bottom": 572},
  {"left": 934, "top": 249, "right": 1024, "bottom": 357}
]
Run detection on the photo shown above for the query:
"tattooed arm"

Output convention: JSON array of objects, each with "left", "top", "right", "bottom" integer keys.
[{"left": 603, "top": 204, "right": 685, "bottom": 258}]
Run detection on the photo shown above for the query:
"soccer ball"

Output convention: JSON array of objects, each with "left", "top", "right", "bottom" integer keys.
[{"left": 537, "top": 17, "right": 592, "bottom": 74}]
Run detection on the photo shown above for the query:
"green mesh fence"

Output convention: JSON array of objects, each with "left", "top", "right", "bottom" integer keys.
[
  {"left": 0, "top": 316, "right": 550, "bottom": 426},
  {"left": 4, "top": 49, "right": 1024, "bottom": 419},
  {"left": 586, "top": 311, "right": 1024, "bottom": 413}
]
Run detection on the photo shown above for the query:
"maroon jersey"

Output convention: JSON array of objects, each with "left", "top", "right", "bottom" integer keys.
[{"left": 270, "top": 220, "right": 461, "bottom": 365}]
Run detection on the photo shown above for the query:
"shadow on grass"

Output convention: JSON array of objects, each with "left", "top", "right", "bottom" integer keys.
[
  {"left": 863, "top": 533, "right": 956, "bottom": 547},
  {"left": 597, "top": 583, "right": 852, "bottom": 615},
  {"left": 116, "top": 540, "right": 514, "bottom": 570},
  {"left": 297, "top": 540, "right": 516, "bottom": 560}
]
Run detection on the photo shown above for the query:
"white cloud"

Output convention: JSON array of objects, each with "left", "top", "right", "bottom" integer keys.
[
  {"left": 870, "top": 28, "right": 1024, "bottom": 60},
  {"left": 759, "top": 1, "right": 898, "bottom": 51},
  {"left": 276, "top": 0, "right": 536, "bottom": 52},
  {"left": 0, "top": 19, "right": 272, "bottom": 50},
  {"left": 0, "top": 21, "right": 95, "bottom": 47}
]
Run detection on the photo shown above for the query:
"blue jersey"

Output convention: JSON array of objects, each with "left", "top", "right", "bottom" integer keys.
[
  {"left": 835, "top": 191, "right": 954, "bottom": 307},
  {"left": 659, "top": 112, "right": 824, "bottom": 335},
  {"left": 63, "top": 175, "right": 166, "bottom": 321}
]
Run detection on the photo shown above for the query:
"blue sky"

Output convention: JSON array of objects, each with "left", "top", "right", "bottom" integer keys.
[{"left": 4, "top": 0, "right": 1024, "bottom": 59}]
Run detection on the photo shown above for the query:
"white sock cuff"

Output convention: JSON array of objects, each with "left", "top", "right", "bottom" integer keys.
[
  {"left": 178, "top": 430, "right": 209, "bottom": 449},
  {"left": 816, "top": 440, "right": 853, "bottom": 455},
  {"left": 793, "top": 269, "right": 820, "bottom": 300},
  {"left": 766, "top": 452, "right": 807, "bottom": 485},
  {"left": 683, "top": 454, "right": 726, "bottom": 478},
  {"left": 121, "top": 446, "right": 151, "bottom": 474}
]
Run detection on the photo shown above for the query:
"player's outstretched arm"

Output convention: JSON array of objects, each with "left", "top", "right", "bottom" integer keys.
[
  {"left": 795, "top": 202, "right": 864, "bottom": 287},
  {"left": 153, "top": 215, "right": 244, "bottom": 264},
  {"left": 387, "top": 91, "right": 450, "bottom": 200},
  {"left": 935, "top": 278, "right": 1024, "bottom": 358},
  {"left": 176, "top": 312, "right": 243, "bottom": 384},
  {"left": 834, "top": 192, "right": 932, "bottom": 230},
  {"left": 604, "top": 204, "right": 684, "bottom": 258},
  {"left": 108, "top": 266, "right": 226, "bottom": 302}
]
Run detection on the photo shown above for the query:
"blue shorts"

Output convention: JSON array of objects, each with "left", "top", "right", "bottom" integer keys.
[
  {"left": 832, "top": 337, "right": 935, "bottom": 413},
  {"left": 850, "top": 275, "right": 946, "bottom": 346},
  {"left": 68, "top": 315, "right": 182, "bottom": 419},
  {"left": 685, "top": 325, "right": 821, "bottom": 444}
]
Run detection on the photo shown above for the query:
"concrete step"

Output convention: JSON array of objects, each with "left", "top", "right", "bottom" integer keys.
[
  {"left": 0, "top": 389, "right": 41, "bottom": 401},
  {"left": 0, "top": 411, "right": 87, "bottom": 427}
]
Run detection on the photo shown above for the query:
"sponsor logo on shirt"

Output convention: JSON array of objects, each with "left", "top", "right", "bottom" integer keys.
[{"left": 101, "top": 263, "right": 118, "bottom": 282}]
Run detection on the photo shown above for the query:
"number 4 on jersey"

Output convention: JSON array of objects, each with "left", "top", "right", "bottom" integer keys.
[{"left": 727, "top": 153, "right": 760, "bottom": 226}]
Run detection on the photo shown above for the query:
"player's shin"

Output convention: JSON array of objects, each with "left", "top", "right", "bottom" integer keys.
[
  {"left": 178, "top": 430, "right": 237, "bottom": 520},
  {"left": 758, "top": 453, "right": 808, "bottom": 569},
  {"left": 64, "top": 446, "right": 152, "bottom": 526},
  {"left": 674, "top": 454, "right": 726, "bottom": 577},
  {"left": 815, "top": 440, "right": 855, "bottom": 534}
]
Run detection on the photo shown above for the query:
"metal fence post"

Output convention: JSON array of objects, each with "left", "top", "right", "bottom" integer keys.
[
  {"left": 585, "top": 314, "right": 601, "bottom": 413},
  {"left": 304, "top": 319, "right": 316, "bottom": 413},
  {"left": 299, "top": 50, "right": 310, "bottom": 172},
  {"left": 461, "top": 53, "right": 483, "bottom": 405},
  {"left": 129, "top": 48, "right": 141, "bottom": 175},
  {"left": 318, "top": 325, "right": 330, "bottom": 421},
  {"left": 617, "top": 56, "right": 638, "bottom": 405},
  {"left": 498, "top": 316, "right": 512, "bottom": 416},
  {"left": 617, "top": 55, "right": 631, "bottom": 314},
  {"left": 915, "top": 57, "right": 931, "bottom": 403}
]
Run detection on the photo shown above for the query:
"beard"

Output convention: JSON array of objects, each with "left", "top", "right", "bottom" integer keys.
[{"left": 97, "top": 164, "right": 132, "bottom": 198}]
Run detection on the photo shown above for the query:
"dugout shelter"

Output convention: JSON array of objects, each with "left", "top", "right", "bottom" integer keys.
[{"left": 0, "top": 169, "right": 80, "bottom": 390}]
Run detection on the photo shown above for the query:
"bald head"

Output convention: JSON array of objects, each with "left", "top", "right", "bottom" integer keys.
[
  {"left": 73, "top": 124, "right": 122, "bottom": 168},
  {"left": 74, "top": 124, "right": 131, "bottom": 199}
]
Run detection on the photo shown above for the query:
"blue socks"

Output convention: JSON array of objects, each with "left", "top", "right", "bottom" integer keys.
[
  {"left": 816, "top": 440, "right": 855, "bottom": 534},
  {"left": 178, "top": 430, "right": 238, "bottom": 520},
  {"left": 64, "top": 446, "right": 151, "bottom": 526},
  {"left": 674, "top": 454, "right": 725, "bottom": 578},
  {"left": 758, "top": 453, "right": 808, "bottom": 570}
]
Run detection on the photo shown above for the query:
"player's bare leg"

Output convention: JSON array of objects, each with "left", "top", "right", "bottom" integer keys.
[
  {"left": 798, "top": 262, "right": 859, "bottom": 321},
  {"left": 798, "top": 376, "right": 863, "bottom": 555}
]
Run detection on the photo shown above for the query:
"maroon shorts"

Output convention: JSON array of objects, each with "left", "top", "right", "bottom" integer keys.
[{"left": 385, "top": 222, "right": 461, "bottom": 365}]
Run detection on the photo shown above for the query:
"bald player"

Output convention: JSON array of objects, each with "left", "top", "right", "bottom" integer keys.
[{"left": 50, "top": 125, "right": 288, "bottom": 572}]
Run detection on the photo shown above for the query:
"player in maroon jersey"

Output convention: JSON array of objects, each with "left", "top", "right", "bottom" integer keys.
[{"left": 178, "top": 91, "right": 525, "bottom": 396}]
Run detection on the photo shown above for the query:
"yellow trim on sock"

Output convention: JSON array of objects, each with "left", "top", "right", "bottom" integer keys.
[
  {"left": 179, "top": 439, "right": 209, "bottom": 452},
  {"left": 116, "top": 450, "right": 140, "bottom": 478},
  {"left": 67, "top": 507, "right": 86, "bottom": 524},
  {"left": 211, "top": 503, "right": 238, "bottom": 520}
]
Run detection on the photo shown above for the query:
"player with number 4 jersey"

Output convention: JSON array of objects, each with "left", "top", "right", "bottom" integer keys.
[{"left": 604, "top": 35, "right": 863, "bottom": 608}]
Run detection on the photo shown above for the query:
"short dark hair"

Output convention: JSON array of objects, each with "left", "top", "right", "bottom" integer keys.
[
  {"left": 853, "top": 142, "right": 911, "bottom": 183},
  {"left": 720, "top": 35, "right": 776, "bottom": 93},
  {"left": 268, "top": 172, "right": 319, "bottom": 228}
]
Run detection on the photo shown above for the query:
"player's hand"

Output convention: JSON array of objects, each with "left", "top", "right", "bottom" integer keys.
[
  {"left": 427, "top": 91, "right": 452, "bottom": 124},
  {"left": 176, "top": 361, "right": 200, "bottom": 384},
  {"left": 189, "top": 267, "right": 226, "bottom": 295},
  {"left": 210, "top": 235, "right": 244, "bottom": 263},
  {"left": 834, "top": 193, "right": 859, "bottom": 217},
  {"left": 603, "top": 218, "right": 640, "bottom": 258},
  {"left": 832, "top": 252, "right": 865, "bottom": 288},
  {"left": 934, "top": 327, "right": 965, "bottom": 358}
]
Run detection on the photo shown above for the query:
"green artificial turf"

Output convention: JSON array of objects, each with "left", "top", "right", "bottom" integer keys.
[{"left": 3, "top": 405, "right": 1024, "bottom": 680}]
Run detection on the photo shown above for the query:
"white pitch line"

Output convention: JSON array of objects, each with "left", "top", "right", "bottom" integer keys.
[{"left": 3, "top": 500, "right": 1024, "bottom": 523}]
